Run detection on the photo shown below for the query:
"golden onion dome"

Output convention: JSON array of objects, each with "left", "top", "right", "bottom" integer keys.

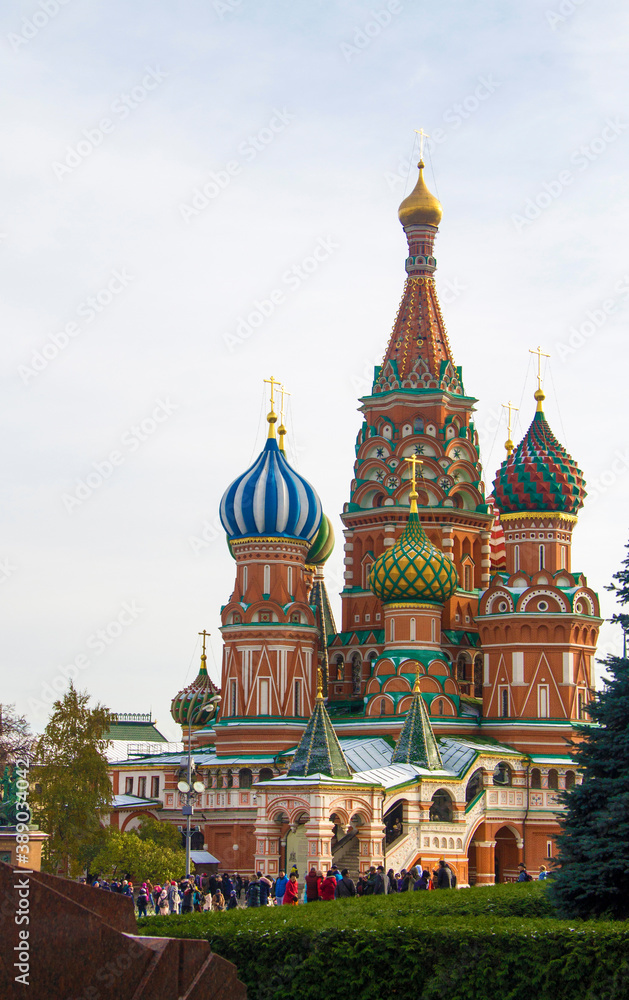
[
  {"left": 369, "top": 505, "right": 457, "bottom": 605},
  {"left": 398, "top": 160, "right": 443, "bottom": 229}
]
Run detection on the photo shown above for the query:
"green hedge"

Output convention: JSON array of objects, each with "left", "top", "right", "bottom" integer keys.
[{"left": 137, "top": 884, "right": 629, "bottom": 1000}]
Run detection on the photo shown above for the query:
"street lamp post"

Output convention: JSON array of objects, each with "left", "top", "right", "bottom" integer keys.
[{"left": 171, "top": 629, "right": 221, "bottom": 879}]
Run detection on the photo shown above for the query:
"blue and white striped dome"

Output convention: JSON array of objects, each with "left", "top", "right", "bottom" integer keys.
[{"left": 220, "top": 436, "right": 322, "bottom": 542}]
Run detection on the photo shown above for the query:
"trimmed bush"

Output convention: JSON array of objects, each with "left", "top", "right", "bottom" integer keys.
[{"left": 137, "top": 884, "right": 629, "bottom": 999}]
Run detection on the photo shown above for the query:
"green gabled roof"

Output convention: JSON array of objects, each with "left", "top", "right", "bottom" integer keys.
[
  {"left": 391, "top": 688, "right": 443, "bottom": 770},
  {"left": 328, "top": 629, "right": 384, "bottom": 647},
  {"left": 442, "top": 630, "right": 481, "bottom": 647},
  {"left": 287, "top": 687, "right": 352, "bottom": 779}
]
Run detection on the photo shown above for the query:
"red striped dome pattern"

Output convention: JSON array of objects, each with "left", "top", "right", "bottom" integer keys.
[{"left": 493, "top": 410, "right": 586, "bottom": 516}]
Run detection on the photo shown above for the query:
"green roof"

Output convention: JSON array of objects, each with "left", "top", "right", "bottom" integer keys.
[
  {"left": 287, "top": 694, "right": 352, "bottom": 779},
  {"left": 391, "top": 689, "right": 443, "bottom": 769},
  {"left": 107, "top": 720, "right": 168, "bottom": 742}
]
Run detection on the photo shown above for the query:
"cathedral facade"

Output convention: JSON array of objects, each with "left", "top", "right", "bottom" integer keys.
[{"left": 107, "top": 161, "right": 600, "bottom": 886}]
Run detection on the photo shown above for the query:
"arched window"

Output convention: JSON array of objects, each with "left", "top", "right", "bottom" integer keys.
[
  {"left": 335, "top": 656, "right": 344, "bottom": 681},
  {"left": 238, "top": 768, "right": 252, "bottom": 789},
  {"left": 437, "top": 699, "right": 444, "bottom": 715},
  {"left": 242, "top": 565, "right": 248, "bottom": 593},
  {"left": 565, "top": 770, "right": 575, "bottom": 789},
  {"left": 287, "top": 566, "right": 293, "bottom": 594},
  {"left": 431, "top": 618, "right": 437, "bottom": 642},
  {"left": 530, "top": 768, "right": 542, "bottom": 789},
  {"left": 410, "top": 618, "right": 416, "bottom": 641},
  {"left": 257, "top": 768, "right": 274, "bottom": 783},
  {"left": 548, "top": 768, "right": 559, "bottom": 790},
  {"left": 263, "top": 564, "right": 271, "bottom": 594},
  {"left": 414, "top": 416, "right": 424, "bottom": 434},
  {"left": 514, "top": 545, "right": 520, "bottom": 572},
  {"left": 429, "top": 789, "right": 453, "bottom": 822},
  {"left": 379, "top": 698, "right": 386, "bottom": 716},
  {"left": 465, "top": 768, "right": 484, "bottom": 802},
  {"left": 493, "top": 762, "right": 512, "bottom": 786},
  {"left": 226, "top": 769, "right": 233, "bottom": 788},
  {"left": 539, "top": 545, "right": 545, "bottom": 570},
  {"left": 390, "top": 618, "right": 395, "bottom": 642}
]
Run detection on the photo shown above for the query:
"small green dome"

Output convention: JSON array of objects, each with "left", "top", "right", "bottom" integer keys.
[
  {"left": 171, "top": 655, "right": 221, "bottom": 728},
  {"left": 306, "top": 514, "right": 335, "bottom": 566},
  {"left": 369, "top": 511, "right": 457, "bottom": 604}
]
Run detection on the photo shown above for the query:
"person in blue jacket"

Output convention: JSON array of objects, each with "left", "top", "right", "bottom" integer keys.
[{"left": 275, "top": 870, "right": 289, "bottom": 905}]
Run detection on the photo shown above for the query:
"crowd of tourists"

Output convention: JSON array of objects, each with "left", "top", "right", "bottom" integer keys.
[{"left": 87, "top": 858, "right": 550, "bottom": 914}]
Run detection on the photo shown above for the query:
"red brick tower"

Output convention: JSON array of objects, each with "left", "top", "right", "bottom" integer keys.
[
  {"left": 329, "top": 161, "right": 493, "bottom": 707},
  {"left": 476, "top": 372, "right": 601, "bottom": 752},
  {"left": 215, "top": 384, "right": 327, "bottom": 754}
]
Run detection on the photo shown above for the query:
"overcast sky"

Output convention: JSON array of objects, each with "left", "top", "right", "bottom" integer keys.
[{"left": 2, "top": 0, "right": 628, "bottom": 739}]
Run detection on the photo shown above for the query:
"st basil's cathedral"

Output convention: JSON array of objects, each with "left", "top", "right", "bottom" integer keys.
[{"left": 107, "top": 159, "right": 600, "bottom": 886}]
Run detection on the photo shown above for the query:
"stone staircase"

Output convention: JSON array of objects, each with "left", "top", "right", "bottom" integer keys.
[{"left": 332, "top": 831, "right": 360, "bottom": 877}]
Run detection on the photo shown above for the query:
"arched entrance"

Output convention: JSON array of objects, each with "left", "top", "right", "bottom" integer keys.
[
  {"left": 467, "top": 841, "right": 477, "bottom": 885},
  {"left": 494, "top": 826, "right": 519, "bottom": 883}
]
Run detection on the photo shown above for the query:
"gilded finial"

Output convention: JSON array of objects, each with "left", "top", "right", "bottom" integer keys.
[
  {"left": 398, "top": 151, "right": 443, "bottom": 229},
  {"left": 405, "top": 454, "right": 423, "bottom": 513},
  {"left": 529, "top": 346, "right": 550, "bottom": 412},
  {"left": 198, "top": 629, "right": 211, "bottom": 673},
  {"left": 278, "top": 384, "right": 291, "bottom": 453},
  {"left": 501, "top": 401, "right": 519, "bottom": 456},
  {"left": 264, "top": 375, "right": 281, "bottom": 438},
  {"left": 413, "top": 660, "right": 421, "bottom": 693},
  {"left": 316, "top": 667, "right": 324, "bottom": 701}
]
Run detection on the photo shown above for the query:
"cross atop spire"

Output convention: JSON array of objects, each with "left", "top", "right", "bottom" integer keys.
[
  {"left": 278, "top": 383, "right": 291, "bottom": 453},
  {"left": 501, "top": 400, "right": 519, "bottom": 456},
  {"left": 198, "top": 629, "right": 211, "bottom": 656},
  {"left": 529, "top": 346, "right": 550, "bottom": 412},
  {"left": 264, "top": 375, "right": 281, "bottom": 438},
  {"left": 405, "top": 455, "right": 424, "bottom": 513},
  {"left": 413, "top": 127, "right": 430, "bottom": 160}
]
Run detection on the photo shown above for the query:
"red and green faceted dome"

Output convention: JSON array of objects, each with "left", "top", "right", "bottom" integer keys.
[
  {"left": 493, "top": 409, "right": 586, "bottom": 516},
  {"left": 369, "top": 510, "right": 458, "bottom": 605},
  {"left": 306, "top": 514, "right": 335, "bottom": 566},
  {"left": 171, "top": 656, "right": 221, "bottom": 728}
]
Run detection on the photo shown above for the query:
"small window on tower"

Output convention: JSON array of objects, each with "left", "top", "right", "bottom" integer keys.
[
  {"left": 514, "top": 545, "right": 520, "bottom": 571},
  {"left": 500, "top": 687, "right": 509, "bottom": 717},
  {"left": 151, "top": 776, "right": 160, "bottom": 798},
  {"left": 287, "top": 566, "right": 293, "bottom": 594},
  {"left": 290, "top": 612, "right": 301, "bottom": 623},
  {"left": 263, "top": 564, "right": 271, "bottom": 594},
  {"left": 539, "top": 545, "right": 545, "bottom": 570},
  {"left": 294, "top": 680, "right": 301, "bottom": 716},
  {"left": 230, "top": 679, "right": 237, "bottom": 716}
]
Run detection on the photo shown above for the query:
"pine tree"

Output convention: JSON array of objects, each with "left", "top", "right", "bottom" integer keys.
[
  {"left": 34, "top": 684, "right": 114, "bottom": 877},
  {"left": 549, "top": 542, "right": 629, "bottom": 919}
]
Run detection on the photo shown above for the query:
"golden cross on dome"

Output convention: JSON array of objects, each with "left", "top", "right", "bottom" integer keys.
[
  {"left": 264, "top": 375, "right": 281, "bottom": 409},
  {"left": 501, "top": 400, "right": 519, "bottom": 456},
  {"left": 264, "top": 375, "right": 281, "bottom": 437},
  {"left": 414, "top": 128, "right": 430, "bottom": 160},
  {"left": 405, "top": 454, "right": 424, "bottom": 490},
  {"left": 529, "top": 346, "right": 550, "bottom": 392},
  {"left": 413, "top": 661, "right": 421, "bottom": 693},
  {"left": 316, "top": 667, "right": 324, "bottom": 700},
  {"left": 278, "top": 383, "right": 291, "bottom": 452},
  {"left": 198, "top": 629, "right": 211, "bottom": 656}
]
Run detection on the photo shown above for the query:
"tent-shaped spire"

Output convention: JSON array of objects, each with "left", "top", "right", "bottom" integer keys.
[
  {"left": 392, "top": 677, "right": 443, "bottom": 769},
  {"left": 287, "top": 670, "right": 352, "bottom": 779}
]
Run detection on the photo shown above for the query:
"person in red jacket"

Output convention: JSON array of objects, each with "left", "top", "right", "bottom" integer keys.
[
  {"left": 282, "top": 873, "right": 299, "bottom": 905},
  {"left": 319, "top": 871, "right": 337, "bottom": 901},
  {"left": 305, "top": 866, "right": 322, "bottom": 902}
]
